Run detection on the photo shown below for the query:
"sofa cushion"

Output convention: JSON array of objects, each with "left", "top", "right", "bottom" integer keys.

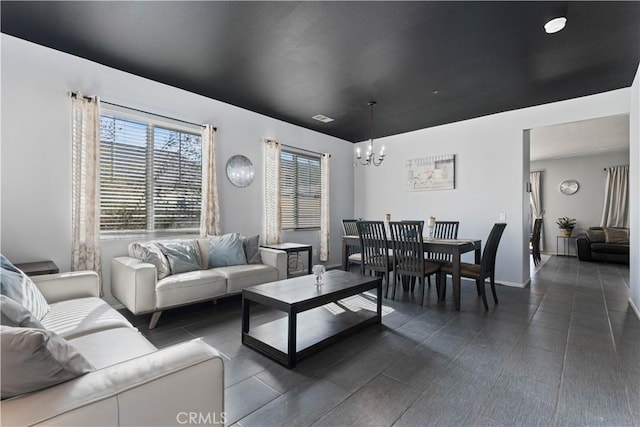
[
  {"left": 130, "top": 242, "right": 172, "bottom": 280},
  {"left": 157, "top": 240, "right": 202, "bottom": 274},
  {"left": 586, "top": 227, "right": 605, "bottom": 243},
  {"left": 0, "top": 295, "right": 44, "bottom": 328},
  {"left": 214, "top": 264, "right": 278, "bottom": 294},
  {"left": 41, "top": 297, "right": 133, "bottom": 340},
  {"left": 0, "top": 254, "right": 50, "bottom": 320},
  {"left": 0, "top": 325, "right": 94, "bottom": 399},
  {"left": 156, "top": 270, "right": 227, "bottom": 309},
  {"left": 208, "top": 233, "right": 247, "bottom": 267},
  {"left": 69, "top": 327, "right": 156, "bottom": 369},
  {"left": 242, "top": 235, "right": 263, "bottom": 265},
  {"left": 604, "top": 227, "right": 629, "bottom": 244},
  {"left": 591, "top": 242, "right": 629, "bottom": 255}
]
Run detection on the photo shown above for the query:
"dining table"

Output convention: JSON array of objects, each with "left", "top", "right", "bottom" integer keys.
[{"left": 342, "top": 235, "right": 481, "bottom": 311}]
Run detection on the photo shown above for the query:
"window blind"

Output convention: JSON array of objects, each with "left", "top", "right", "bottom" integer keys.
[
  {"left": 280, "top": 150, "right": 321, "bottom": 230},
  {"left": 99, "top": 113, "right": 202, "bottom": 232}
]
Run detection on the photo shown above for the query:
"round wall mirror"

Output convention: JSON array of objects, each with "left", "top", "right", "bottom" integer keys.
[{"left": 226, "top": 155, "right": 255, "bottom": 188}]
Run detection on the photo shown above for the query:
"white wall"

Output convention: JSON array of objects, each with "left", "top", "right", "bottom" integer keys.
[
  {"left": 630, "top": 65, "right": 640, "bottom": 317},
  {"left": 530, "top": 150, "right": 630, "bottom": 254},
  {"left": 354, "top": 90, "right": 632, "bottom": 287},
  {"left": 1, "top": 35, "right": 355, "bottom": 305}
]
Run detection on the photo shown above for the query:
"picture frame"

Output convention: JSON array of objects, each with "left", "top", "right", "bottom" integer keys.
[{"left": 405, "top": 154, "right": 455, "bottom": 191}]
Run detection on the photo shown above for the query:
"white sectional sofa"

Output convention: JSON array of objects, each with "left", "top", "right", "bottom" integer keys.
[
  {"left": 1, "top": 270, "right": 225, "bottom": 426},
  {"left": 112, "top": 236, "right": 287, "bottom": 329}
]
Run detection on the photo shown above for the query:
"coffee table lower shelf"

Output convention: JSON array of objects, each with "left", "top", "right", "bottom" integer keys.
[{"left": 242, "top": 302, "right": 378, "bottom": 368}]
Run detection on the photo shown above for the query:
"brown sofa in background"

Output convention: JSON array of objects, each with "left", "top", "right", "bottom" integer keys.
[{"left": 576, "top": 227, "right": 629, "bottom": 264}]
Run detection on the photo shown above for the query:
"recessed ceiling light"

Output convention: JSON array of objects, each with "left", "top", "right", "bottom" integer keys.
[
  {"left": 312, "top": 114, "right": 335, "bottom": 123},
  {"left": 544, "top": 17, "right": 567, "bottom": 34}
]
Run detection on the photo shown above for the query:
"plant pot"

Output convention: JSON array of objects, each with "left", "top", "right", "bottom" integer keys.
[{"left": 560, "top": 228, "right": 572, "bottom": 237}]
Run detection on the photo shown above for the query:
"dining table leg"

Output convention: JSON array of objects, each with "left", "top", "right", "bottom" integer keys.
[
  {"left": 342, "top": 239, "right": 348, "bottom": 270},
  {"left": 453, "top": 250, "right": 461, "bottom": 311}
]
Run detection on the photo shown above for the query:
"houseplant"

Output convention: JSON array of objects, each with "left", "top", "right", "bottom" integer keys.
[{"left": 556, "top": 216, "right": 576, "bottom": 237}]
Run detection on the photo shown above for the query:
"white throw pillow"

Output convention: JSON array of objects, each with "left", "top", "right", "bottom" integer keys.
[
  {"left": 0, "top": 254, "right": 50, "bottom": 320},
  {"left": 1, "top": 325, "right": 94, "bottom": 399}
]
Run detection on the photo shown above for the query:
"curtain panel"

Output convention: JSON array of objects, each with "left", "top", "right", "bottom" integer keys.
[
  {"left": 200, "top": 124, "right": 221, "bottom": 237},
  {"left": 264, "top": 140, "right": 282, "bottom": 245},
  {"left": 320, "top": 154, "right": 330, "bottom": 262},
  {"left": 601, "top": 165, "right": 629, "bottom": 228},
  {"left": 71, "top": 93, "right": 102, "bottom": 291}
]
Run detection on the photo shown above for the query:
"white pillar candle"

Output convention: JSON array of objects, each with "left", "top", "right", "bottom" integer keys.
[{"left": 428, "top": 216, "right": 436, "bottom": 227}]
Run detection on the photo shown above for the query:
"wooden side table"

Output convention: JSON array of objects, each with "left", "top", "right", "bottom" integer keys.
[
  {"left": 14, "top": 260, "right": 59, "bottom": 276},
  {"left": 260, "top": 243, "right": 312, "bottom": 278}
]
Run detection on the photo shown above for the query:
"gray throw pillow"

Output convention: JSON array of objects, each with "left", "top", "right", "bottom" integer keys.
[
  {"left": 0, "top": 254, "right": 50, "bottom": 320},
  {"left": 130, "top": 242, "right": 172, "bottom": 279},
  {"left": 0, "top": 295, "right": 44, "bottom": 328},
  {"left": 242, "top": 235, "right": 263, "bottom": 265},
  {"left": 157, "top": 240, "right": 203, "bottom": 274},
  {"left": 604, "top": 228, "right": 629, "bottom": 245},
  {"left": 587, "top": 228, "right": 605, "bottom": 243},
  {"left": 1, "top": 325, "right": 95, "bottom": 399},
  {"left": 208, "top": 233, "right": 248, "bottom": 268}
]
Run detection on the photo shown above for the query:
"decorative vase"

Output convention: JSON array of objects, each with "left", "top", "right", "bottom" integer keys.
[
  {"left": 561, "top": 228, "right": 572, "bottom": 237},
  {"left": 312, "top": 265, "right": 326, "bottom": 285}
]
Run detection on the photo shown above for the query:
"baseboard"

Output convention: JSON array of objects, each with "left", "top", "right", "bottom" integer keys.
[
  {"left": 495, "top": 280, "right": 528, "bottom": 289},
  {"left": 630, "top": 297, "right": 640, "bottom": 321},
  {"left": 458, "top": 277, "right": 527, "bottom": 288}
]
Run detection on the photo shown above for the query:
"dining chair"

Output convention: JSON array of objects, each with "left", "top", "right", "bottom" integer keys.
[
  {"left": 530, "top": 218, "right": 543, "bottom": 266},
  {"left": 342, "top": 219, "right": 361, "bottom": 270},
  {"left": 389, "top": 221, "right": 441, "bottom": 304},
  {"left": 425, "top": 221, "right": 460, "bottom": 287},
  {"left": 356, "top": 221, "right": 393, "bottom": 296},
  {"left": 438, "top": 223, "right": 506, "bottom": 310}
]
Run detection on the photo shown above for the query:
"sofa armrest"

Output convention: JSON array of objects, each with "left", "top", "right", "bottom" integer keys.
[
  {"left": 111, "top": 257, "right": 157, "bottom": 314},
  {"left": 31, "top": 271, "right": 100, "bottom": 303},
  {"left": 259, "top": 248, "right": 287, "bottom": 280},
  {"left": 576, "top": 234, "right": 592, "bottom": 261},
  {"left": 0, "top": 340, "right": 225, "bottom": 426}
]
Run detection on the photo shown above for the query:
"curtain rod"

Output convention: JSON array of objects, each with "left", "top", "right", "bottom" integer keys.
[
  {"left": 70, "top": 92, "right": 216, "bottom": 131},
  {"left": 277, "top": 141, "right": 330, "bottom": 157},
  {"left": 603, "top": 165, "right": 629, "bottom": 171}
]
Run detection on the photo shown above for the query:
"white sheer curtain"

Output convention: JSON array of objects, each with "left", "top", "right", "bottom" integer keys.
[
  {"left": 264, "top": 140, "right": 281, "bottom": 245},
  {"left": 601, "top": 165, "right": 629, "bottom": 227},
  {"left": 71, "top": 93, "right": 102, "bottom": 287},
  {"left": 320, "top": 153, "right": 330, "bottom": 262},
  {"left": 529, "top": 171, "right": 544, "bottom": 251},
  {"left": 200, "top": 124, "right": 221, "bottom": 236}
]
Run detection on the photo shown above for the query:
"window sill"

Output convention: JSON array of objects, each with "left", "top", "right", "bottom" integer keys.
[{"left": 100, "top": 230, "right": 199, "bottom": 241}]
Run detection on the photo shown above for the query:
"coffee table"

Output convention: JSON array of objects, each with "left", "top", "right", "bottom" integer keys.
[{"left": 241, "top": 270, "right": 382, "bottom": 368}]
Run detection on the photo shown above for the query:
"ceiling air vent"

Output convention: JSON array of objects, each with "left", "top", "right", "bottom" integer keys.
[{"left": 312, "top": 114, "right": 335, "bottom": 123}]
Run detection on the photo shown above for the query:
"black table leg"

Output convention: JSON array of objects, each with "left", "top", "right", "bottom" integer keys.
[
  {"left": 242, "top": 297, "right": 250, "bottom": 334},
  {"left": 287, "top": 309, "right": 297, "bottom": 368}
]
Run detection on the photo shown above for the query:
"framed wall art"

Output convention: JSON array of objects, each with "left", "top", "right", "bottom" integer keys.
[{"left": 405, "top": 154, "right": 455, "bottom": 191}]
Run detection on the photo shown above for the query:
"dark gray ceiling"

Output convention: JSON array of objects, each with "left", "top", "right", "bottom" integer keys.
[{"left": 2, "top": 1, "right": 639, "bottom": 142}]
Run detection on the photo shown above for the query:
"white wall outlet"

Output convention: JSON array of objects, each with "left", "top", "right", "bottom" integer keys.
[{"left": 499, "top": 213, "right": 506, "bottom": 221}]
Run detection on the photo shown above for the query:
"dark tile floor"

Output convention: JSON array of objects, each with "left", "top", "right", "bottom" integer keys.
[{"left": 123, "top": 256, "right": 639, "bottom": 426}]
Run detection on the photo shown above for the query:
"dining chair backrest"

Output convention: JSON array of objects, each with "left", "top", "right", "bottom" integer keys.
[
  {"left": 530, "top": 218, "right": 543, "bottom": 265},
  {"left": 356, "top": 221, "right": 390, "bottom": 273},
  {"left": 402, "top": 219, "right": 425, "bottom": 228},
  {"left": 389, "top": 221, "right": 425, "bottom": 274},
  {"left": 428, "top": 221, "right": 460, "bottom": 262},
  {"left": 480, "top": 223, "right": 507, "bottom": 276},
  {"left": 434, "top": 221, "right": 459, "bottom": 240},
  {"left": 342, "top": 219, "right": 359, "bottom": 236}
]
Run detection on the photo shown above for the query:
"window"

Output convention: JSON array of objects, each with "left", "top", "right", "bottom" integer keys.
[
  {"left": 280, "top": 150, "right": 322, "bottom": 230},
  {"left": 99, "top": 112, "right": 202, "bottom": 232}
]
